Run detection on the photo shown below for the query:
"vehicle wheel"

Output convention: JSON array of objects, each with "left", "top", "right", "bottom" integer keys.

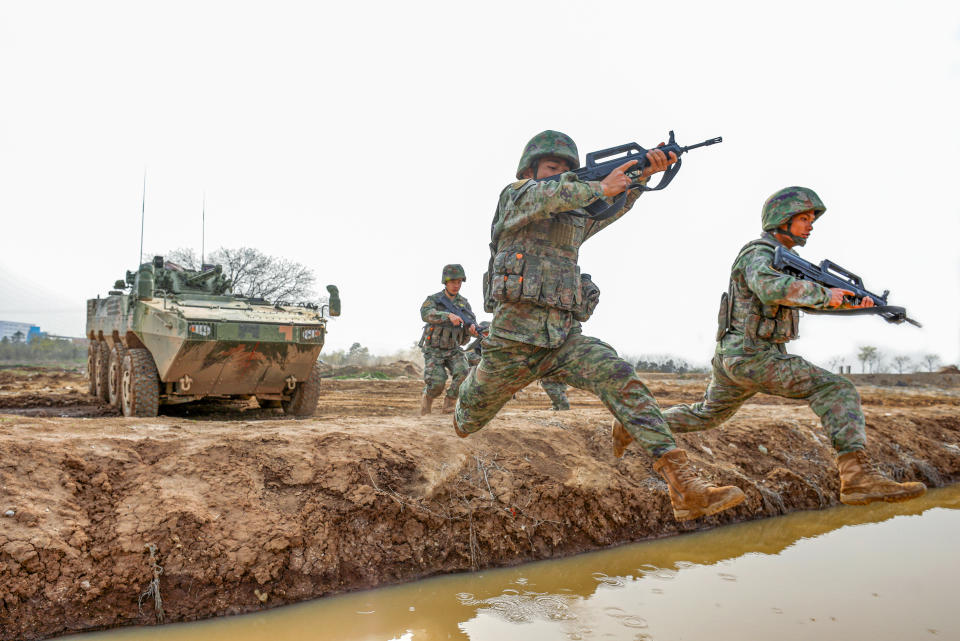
[
  {"left": 87, "top": 342, "right": 98, "bottom": 395},
  {"left": 94, "top": 340, "right": 111, "bottom": 402},
  {"left": 281, "top": 361, "right": 323, "bottom": 417},
  {"left": 120, "top": 348, "right": 160, "bottom": 417},
  {"left": 107, "top": 343, "right": 126, "bottom": 407}
]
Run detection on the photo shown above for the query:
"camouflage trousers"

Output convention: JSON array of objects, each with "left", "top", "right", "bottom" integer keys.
[
  {"left": 540, "top": 377, "right": 569, "bottom": 410},
  {"left": 663, "top": 351, "right": 866, "bottom": 455},
  {"left": 422, "top": 347, "right": 470, "bottom": 400},
  {"left": 456, "top": 332, "right": 677, "bottom": 457}
]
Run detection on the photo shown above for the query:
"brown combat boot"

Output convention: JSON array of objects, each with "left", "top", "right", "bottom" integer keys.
[
  {"left": 611, "top": 419, "right": 634, "bottom": 458},
  {"left": 653, "top": 449, "right": 746, "bottom": 521},
  {"left": 420, "top": 392, "right": 436, "bottom": 416},
  {"left": 442, "top": 396, "right": 456, "bottom": 414},
  {"left": 837, "top": 450, "right": 927, "bottom": 505},
  {"left": 452, "top": 413, "right": 469, "bottom": 438}
]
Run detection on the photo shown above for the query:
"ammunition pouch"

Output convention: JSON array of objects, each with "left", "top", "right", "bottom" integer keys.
[
  {"left": 745, "top": 304, "right": 799, "bottom": 344},
  {"left": 488, "top": 247, "right": 582, "bottom": 312},
  {"left": 573, "top": 273, "right": 600, "bottom": 322},
  {"left": 715, "top": 287, "right": 732, "bottom": 341},
  {"left": 419, "top": 323, "right": 465, "bottom": 350}
]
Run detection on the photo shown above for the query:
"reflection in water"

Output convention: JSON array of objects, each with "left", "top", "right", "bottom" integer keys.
[{"left": 70, "top": 484, "right": 960, "bottom": 641}]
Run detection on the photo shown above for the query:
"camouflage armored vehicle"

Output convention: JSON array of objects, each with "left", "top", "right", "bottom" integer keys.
[{"left": 86, "top": 255, "right": 340, "bottom": 417}]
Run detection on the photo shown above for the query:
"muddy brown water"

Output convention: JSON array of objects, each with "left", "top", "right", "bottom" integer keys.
[{"left": 64, "top": 484, "right": 960, "bottom": 641}]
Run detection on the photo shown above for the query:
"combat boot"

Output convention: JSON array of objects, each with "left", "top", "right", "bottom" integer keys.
[
  {"left": 837, "top": 450, "right": 926, "bottom": 505},
  {"left": 653, "top": 449, "right": 746, "bottom": 521},
  {"left": 611, "top": 419, "right": 634, "bottom": 458},
  {"left": 442, "top": 396, "right": 456, "bottom": 414},
  {"left": 420, "top": 392, "right": 437, "bottom": 416}
]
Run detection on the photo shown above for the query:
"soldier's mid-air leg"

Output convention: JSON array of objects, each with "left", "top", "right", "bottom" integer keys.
[
  {"left": 454, "top": 336, "right": 541, "bottom": 436},
  {"left": 546, "top": 333, "right": 746, "bottom": 521},
  {"left": 540, "top": 378, "right": 569, "bottom": 410},
  {"left": 757, "top": 352, "right": 925, "bottom": 504},
  {"left": 421, "top": 350, "right": 449, "bottom": 415},
  {"left": 441, "top": 350, "right": 470, "bottom": 414}
]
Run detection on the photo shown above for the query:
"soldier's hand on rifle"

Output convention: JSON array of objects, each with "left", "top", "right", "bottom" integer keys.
[
  {"left": 447, "top": 313, "right": 463, "bottom": 326},
  {"left": 467, "top": 324, "right": 479, "bottom": 337},
  {"left": 600, "top": 160, "right": 638, "bottom": 197},
  {"left": 827, "top": 288, "right": 875, "bottom": 309},
  {"left": 640, "top": 144, "right": 679, "bottom": 179}
]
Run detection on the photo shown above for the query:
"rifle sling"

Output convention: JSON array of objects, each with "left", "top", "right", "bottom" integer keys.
[{"left": 803, "top": 305, "right": 922, "bottom": 327}]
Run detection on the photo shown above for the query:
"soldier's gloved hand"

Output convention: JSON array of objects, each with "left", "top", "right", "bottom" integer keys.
[
  {"left": 600, "top": 160, "right": 638, "bottom": 197},
  {"left": 447, "top": 313, "right": 463, "bottom": 326},
  {"left": 640, "top": 144, "right": 679, "bottom": 179}
]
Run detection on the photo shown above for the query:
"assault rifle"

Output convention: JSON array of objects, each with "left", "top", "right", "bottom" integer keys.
[
  {"left": 538, "top": 130, "right": 722, "bottom": 220},
  {"left": 434, "top": 293, "right": 482, "bottom": 334},
  {"left": 772, "top": 246, "right": 921, "bottom": 327}
]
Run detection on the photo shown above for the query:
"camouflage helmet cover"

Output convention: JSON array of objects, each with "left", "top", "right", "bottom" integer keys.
[
  {"left": 442, "top": 264, "right": 466, "bottom": 284},
  {"left": 761, "top": 186, "right": 827, "bottom": 231},
  {"left": 516, "top": 130, "right": 580, "bottom": 179}
]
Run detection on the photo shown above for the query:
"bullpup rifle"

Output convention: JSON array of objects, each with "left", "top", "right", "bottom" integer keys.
[
  {"left": 772, "top": 246, "right": 921, "bottom": 327},
  {"left": 434, "top": 293, "right": 482, "bottom": 334},
  {"left": 538, "top": 130, "right": 722, "bottom": 220}
]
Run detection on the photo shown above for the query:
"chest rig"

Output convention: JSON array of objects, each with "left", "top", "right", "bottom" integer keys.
[
  {"left": 717, "top": 237, "right": 800, "bottom": 346},
  {"left": 419, "top": 293, "right": 467, "bottom": 349}
]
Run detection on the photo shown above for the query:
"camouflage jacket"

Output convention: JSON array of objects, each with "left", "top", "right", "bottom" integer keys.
[
  {"left": 718, "top": 232, "right": 832, "bottom": 356},
  {"left": 420, "top": 291, "right": 473, "bottom": 350},
  {"left": 488, "top": 172, "right": 644, "bottom": 348}
]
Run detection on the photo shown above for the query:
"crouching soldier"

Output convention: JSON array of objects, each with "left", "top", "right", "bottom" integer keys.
[
  {"left": 613, "top": 186, "right": 926, "bottom": 506},
  {"left": 456, "top": 129, "right": 746, "bottom": 522},
  {"left": 419, "top": 264, "right": 478, "bottom": 415}
]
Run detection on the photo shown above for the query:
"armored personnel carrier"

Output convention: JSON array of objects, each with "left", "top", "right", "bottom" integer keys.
[{"left": 86, "top": 255, "right": 340, "bottom": 417}]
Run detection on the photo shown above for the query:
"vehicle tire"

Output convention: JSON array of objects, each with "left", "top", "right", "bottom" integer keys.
[
  {"left": 107, "top": 343, "right": 126, "bottom": 408},
  {"left": 120, "top": 348, "right": 160, "bottom": 417},
  {"left": 87, "top": 342, "right": 98, "bottom": 395},
  {"left": 282, "top": 361, "right": 322, "bottom": 417},
  {"left": 94, "top": 340, "right": 111, "bottom": 402}
]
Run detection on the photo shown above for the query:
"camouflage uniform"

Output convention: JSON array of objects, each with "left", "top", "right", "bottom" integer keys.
[
  {"left": 420, "top": 291, "right": 472, "bottom": 400},
  {"left": 663, "top": 188, "right": 867, "bottom": 455},
  {"left": 540, "top": 378, "right": 569, "bottom": 410},
  {"left": 455, "top": 135, "right": 677, "bottom": 457}
]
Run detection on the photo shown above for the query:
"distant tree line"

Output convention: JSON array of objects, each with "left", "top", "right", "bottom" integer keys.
[
  {"left": 0, "top": 337, "right": 86, "bottom": 364},
  {"left": 165, "top": 247, "right": 316, "bottom": 303},
  {"left": 827, "top": 347, "right": 944, "bottom": 374},
  {"left": 634, "top": 355, "right": 706, "bottom": 374}
]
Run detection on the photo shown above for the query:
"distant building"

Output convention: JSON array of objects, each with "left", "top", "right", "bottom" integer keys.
[{"left": 0, "top": 320, "right": 42, "bottom": 343}]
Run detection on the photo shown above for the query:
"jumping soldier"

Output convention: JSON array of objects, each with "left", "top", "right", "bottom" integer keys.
[
  {"left": 613, "top": 186, "right": 926, "bottom": 506},
  {"left": 455, "top": 130, "right": 747, "bottom": 522},
  {"left": 419, "top": 264, "right": 477, "bottom": 415}
]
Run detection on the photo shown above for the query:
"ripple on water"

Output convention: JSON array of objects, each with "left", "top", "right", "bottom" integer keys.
[
  {"left": 592, "top": 571, "right": 626, "bottom": 587},
  {"left": 471, "top": 590, "right": 578, "bottom": 624}
]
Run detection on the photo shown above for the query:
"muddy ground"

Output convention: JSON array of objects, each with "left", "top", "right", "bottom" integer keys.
[{"left": 1, "top": 366, "right": 958, "bottom": 639}]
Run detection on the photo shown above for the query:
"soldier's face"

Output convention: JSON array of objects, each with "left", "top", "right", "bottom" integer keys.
[
  {"left": 445, "top": 279, "right": 463, "bottom": 295},
  {"left": 786, "top": 211, "right": 816, "bottom": 242},
  {"left": 522, "top": 156, "right": 571, "bottom": 180}
]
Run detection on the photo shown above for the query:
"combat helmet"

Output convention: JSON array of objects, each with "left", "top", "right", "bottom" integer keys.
[
  {"left": 762, "top": 187, "right": 826, "bottom": 246},
  {"left": 516, "top": 130, "right": 580, "bottom": 179},
  {"left": 442, "top": 264, "right": 466, "bottom": 284}
]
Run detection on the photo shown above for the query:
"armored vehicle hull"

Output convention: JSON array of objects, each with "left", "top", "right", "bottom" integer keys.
[{"left": 86, "top": 257, "right": 340, "bottom": 417}]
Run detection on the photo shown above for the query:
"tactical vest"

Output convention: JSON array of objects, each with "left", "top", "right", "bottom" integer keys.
[
  {"left": 483, "top": 180, "right": 585, "bottom": 314},
  {"left": 419, "top": 293, "right": 467, "bottom": 350},
  {"left": 717, "top": 236, "right": 799, "bottom": 346}
]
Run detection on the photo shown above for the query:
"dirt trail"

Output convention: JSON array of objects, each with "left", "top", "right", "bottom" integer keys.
[{"left": 1, "top": 370, "right": 958, "bottom": 639}]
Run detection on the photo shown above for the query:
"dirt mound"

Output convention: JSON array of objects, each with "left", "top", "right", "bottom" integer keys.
[
  {"left": 323, "top": 360, "right": 422, "bottom": 380},
  {"left": 1, "top": 374, "right": 958, "bottom": 640}
]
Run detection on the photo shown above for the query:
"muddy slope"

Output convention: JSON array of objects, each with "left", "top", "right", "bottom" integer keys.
[{"left": 1, "top": 376, "right": 958, "bottom": 640}]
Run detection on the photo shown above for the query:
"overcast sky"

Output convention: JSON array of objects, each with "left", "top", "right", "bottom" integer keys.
[{"left": 1, "top": 1, "right": 958, "bottom": 368}]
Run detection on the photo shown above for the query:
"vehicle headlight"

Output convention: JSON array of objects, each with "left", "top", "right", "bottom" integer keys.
[
  {"left": 188, "top": 323, "right": 213, "bottom": 338},
  {"left": 301, "top": 328, "right": 323, "bottom": 341}
]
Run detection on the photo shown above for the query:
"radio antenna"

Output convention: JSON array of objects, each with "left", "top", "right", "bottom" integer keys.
[
  {"left": 138, "top": 169, "right": 147, "bottom": 267},
  {"left": 201, "top": 191, "right": 206, "bottom": 267}
]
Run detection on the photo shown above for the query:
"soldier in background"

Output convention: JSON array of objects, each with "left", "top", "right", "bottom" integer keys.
[
  {"left": 419, "top": 264, "right": 477, "bottom": 415},
  {"left": 456, "top": 130, "right": 746, "bottom": 522},
  {"left": 613, "top": 187, "right": 926, "bottom": 506}
]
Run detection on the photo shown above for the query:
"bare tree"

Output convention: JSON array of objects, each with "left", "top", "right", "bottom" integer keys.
[
  {"left": 922, "top": 354, "right": 942, "bottom": 373},
  {"left": 828, "top": 356, "right": 846, "bottom": 373},
  {"left": 857, "top": 346, "right": 877, "bottom": 373},
  {"left": 892, "top": 355, "right": 912, "bottom": 374},
  {"left": 164, "top": 246, "right": 316, "bottom": 302}
]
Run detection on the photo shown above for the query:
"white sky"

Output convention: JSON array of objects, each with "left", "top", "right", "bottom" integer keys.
[{"left": 1, "top": 1, "right": 958, "bottom": 368}]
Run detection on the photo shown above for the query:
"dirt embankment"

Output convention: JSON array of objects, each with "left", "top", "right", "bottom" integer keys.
[{"left": 1, "top": 370, "right": 959, "bottom": 640}]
